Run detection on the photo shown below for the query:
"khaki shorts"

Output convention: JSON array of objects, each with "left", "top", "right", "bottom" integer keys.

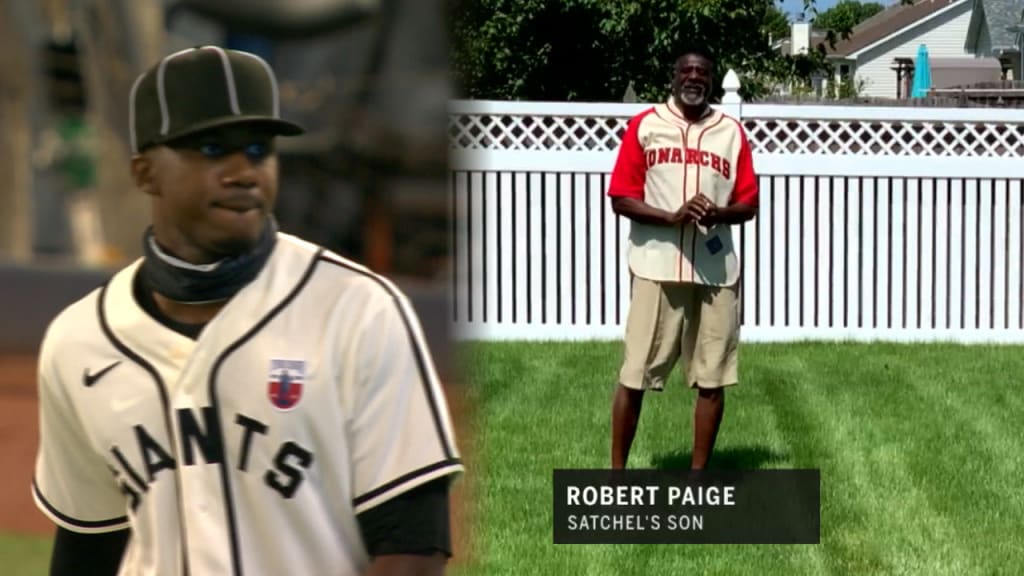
[{"left": 618, "top": 276, "right": 740, "bottom": 391}]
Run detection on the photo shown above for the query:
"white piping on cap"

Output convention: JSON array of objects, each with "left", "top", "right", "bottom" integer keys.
[
  {"left": 127, "top": 72, "right": 146, "bottom": 154},
  {"left": 207, "top": 46, "right": 240, "bottom": 115},
  {"left": 235, "top": 51, "right": 280, "bottom": 117},
  {"left": 156, "top": 47, "right": 197, "bottom": 136}
]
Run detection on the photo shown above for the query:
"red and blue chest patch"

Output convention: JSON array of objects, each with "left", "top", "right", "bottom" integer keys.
[{"left": 268, "top": 359, "right": 305, "bottom": 411}]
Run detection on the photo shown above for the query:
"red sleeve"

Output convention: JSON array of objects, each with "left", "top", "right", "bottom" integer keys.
[
  {"left": 730, "top": 125, "right": 758, "bottom": 207},
  {"left": 607, "top": 113, "right": 648, "bottom": 200}
]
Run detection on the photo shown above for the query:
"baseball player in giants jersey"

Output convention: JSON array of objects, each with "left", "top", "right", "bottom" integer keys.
[
  {"left": 607, "top": 47, "right": 759, "bottom": 471},
  {"left": 32, "top": 46, "right": 463, "bottom": 576}
]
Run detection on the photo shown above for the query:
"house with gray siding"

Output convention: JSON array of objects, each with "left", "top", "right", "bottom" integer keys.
[
  {"left": 789, "top": 0, "right": 1023, "bottom": 99},
  {"left": 965, "top": 0, "right": 1024, "bottom": 77}
]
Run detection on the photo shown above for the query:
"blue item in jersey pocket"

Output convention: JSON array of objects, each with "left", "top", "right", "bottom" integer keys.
[{"left": 706, "top": 236, "right": 723, "bottom": 255}]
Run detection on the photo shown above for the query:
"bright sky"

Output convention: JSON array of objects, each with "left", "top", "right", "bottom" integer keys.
[{"left": 777, "top": 0, "right": 850, "bottom": 20}]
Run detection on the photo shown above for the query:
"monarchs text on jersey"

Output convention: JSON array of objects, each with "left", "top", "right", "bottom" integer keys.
[
  {"left": 607, "top": 99, "right": 759, "bottom": 285},
  {"left": 32, "top": 233, "right": 463, "bottom": 576}
]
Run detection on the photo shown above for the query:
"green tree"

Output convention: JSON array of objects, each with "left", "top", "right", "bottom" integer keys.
[
  {"left": 813, "top": 0, "right": 885, "bottom": 38},
  {"left": 448, "top": 0, "right": 908, "bottom": 102},
  {"left": 763, "top": 4, "right": 791, "bottom": 47}
]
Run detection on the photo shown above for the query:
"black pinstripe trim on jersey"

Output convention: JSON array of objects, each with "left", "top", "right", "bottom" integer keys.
[
  {"left": 352, "top": 458, "right": 463, "bottom": 508},
  {"left": 317, "top": 254, "right": 457, "bottom": 460},
  {"left": 98, "top": 279, "right": 192, "bottom": 576},
  {"left": 32, "top": 478, "right": 128, "bottom": 529},
  {"left": 208, "top": 249, "right": 323, "bottom": 576}
]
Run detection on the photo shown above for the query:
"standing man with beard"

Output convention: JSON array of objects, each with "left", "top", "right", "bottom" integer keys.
[
  {"left": 32, "top": 46, "right": 462, "bottom": 576},
  {"left": 607, "top": 47, "right": 759, "bottom": 470}
]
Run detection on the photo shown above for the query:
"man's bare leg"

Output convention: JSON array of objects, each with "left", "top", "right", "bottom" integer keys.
[
  {"left": 611, "top": 384, "right": 645, "bottom": 469},
  {"left": 691, "top": 387, "right": 724, "bottom": 469}
]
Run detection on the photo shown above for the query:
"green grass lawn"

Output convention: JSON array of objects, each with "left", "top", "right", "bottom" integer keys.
[
  {"left": 0, "top": 533, "right": 52, "bottom": 575},
  {"left": 453, "top": 341, "right": 1024, "bottom": 576}
]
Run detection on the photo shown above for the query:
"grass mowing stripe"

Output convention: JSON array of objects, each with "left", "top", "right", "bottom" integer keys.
[
  {"left": 474, "top": 343, "right": 799, "bottom": 574},
  {"left": 897, "top": 345, "right": 1024, "bottom": 573},
  {"left": 620, "top": 346, "right": 799, "bottom": 574},
  {"left": 750, "top": 344, "right": 877, "bottom": 576},
  {"left": 467, "top": 343, "right": 619, "bottom": 573},
  {"left": 829, "top": 344, "right": 969, "bottom": 576},
  {"left": 634, "top": 358, "right": 815, "bottom": 575},
  {"left": 459, "top": 341, "right": 1024, "bottom": 575}
]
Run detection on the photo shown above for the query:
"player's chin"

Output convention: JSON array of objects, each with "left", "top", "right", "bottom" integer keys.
[{"left": 202, "top": 214, "right": 268, "bottom": 256}]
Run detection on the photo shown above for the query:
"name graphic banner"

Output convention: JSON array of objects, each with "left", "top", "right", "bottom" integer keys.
[{"left": 552, "top": 469, "right": 820, "bottom": 544}]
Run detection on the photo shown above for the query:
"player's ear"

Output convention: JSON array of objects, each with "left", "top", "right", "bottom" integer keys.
[{"left": 131, "top": 153, "right": 157, "bottom": 196}]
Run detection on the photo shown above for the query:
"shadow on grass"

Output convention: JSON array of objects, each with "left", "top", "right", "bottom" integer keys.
[{"left": 651, "top": 445, "right": 786, "bottom": 470}]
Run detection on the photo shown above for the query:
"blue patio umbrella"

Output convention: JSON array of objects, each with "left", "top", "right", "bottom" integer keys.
[{"left": 911, "top": 44, "right": 932, "bottom": 98}]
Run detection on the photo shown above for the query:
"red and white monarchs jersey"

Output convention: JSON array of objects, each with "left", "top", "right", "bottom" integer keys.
[
  {"left": 32, "top": 232, "right": 463, "bottom": 576},
  {"left": 608, "top": 98, "right": 759, "bottom": 286}
]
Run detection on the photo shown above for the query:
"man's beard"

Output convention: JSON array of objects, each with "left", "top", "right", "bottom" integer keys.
[{"left": 677, "top": 83, "right": 707, "bottom": 106}]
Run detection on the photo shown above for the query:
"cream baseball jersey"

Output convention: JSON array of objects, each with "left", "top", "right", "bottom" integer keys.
[
  {"left": 32, "top": 232, "right": 463, "bottom": 576},
  {"left": 608, "top": 98, "right": 758, "bottom": 285}
]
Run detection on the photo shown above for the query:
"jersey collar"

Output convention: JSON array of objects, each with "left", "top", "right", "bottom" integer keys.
[
  {"left": 665, "top": 97, "right": 717, "bottom": 126},
  {"left": 101, "top": 233, "right": 318, "bottom": 379}
]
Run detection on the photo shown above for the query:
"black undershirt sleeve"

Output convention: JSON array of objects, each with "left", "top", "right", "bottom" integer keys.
[
  {"left": 356, "top": 476, "right": 453, "bottom": 558},
  {"left": 50, "top": 526, "right": 130, "bottom": 576}
]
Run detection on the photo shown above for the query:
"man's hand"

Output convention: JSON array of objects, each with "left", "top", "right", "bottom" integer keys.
[
  {"left": 697, "top": 197, "right": 720, "bottom": 226},
  {"left": 612, "top": 197, "right": 685, "bottom": 227},
  {"left": 702, "top": 199, "right": 757, "bottom": 226},
  {"left": 611, "top": 195, "right": 744, "bottom": 228},
  {"left": 678, "top": 193, "right": 718, "bottom": 225}
]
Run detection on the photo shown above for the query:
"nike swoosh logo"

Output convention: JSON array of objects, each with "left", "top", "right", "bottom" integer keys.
[{"left": 83, "top": 361, "right": 122, "bottom": 387}]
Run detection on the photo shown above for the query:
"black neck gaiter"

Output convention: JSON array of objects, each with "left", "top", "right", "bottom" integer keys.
[{"left": 139, "top": 218, "right": 277, "bottom": 304}]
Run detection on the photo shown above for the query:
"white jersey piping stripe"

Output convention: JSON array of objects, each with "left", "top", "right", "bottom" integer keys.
[
  {"left": 157, "top": 48, "right": 195, "bottom": 136},
  {"left": 352, "top": 459, "right": 463, "bottom": 514},
  {"left": 235, "top": 51, "right": 280, "bottom": 117},
  {"left": 316, "top": 253, "right": 460, "bottom": 458},
  {"left": 207, "top": 46, "right": 241, "bottom": 115},
  {"left": 206, "top": 251, "right": 323, "bottom": 576},
  {"left": 32, "top": 478, "right": 129, "bottom": 532},
  {"left": 384, "top": 281, "right": 460, "bottom": 453}
]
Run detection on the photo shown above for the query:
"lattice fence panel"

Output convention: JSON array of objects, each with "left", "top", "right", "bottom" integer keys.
[
  {"left": 449, "top": 114, "right": 628, "bottom": 151},
  {"left": 742, "top": 119, "right": 1024, "bottom": 156},
  {"left": 449, "top": 112, "right": 1024, "bottom": 157}
]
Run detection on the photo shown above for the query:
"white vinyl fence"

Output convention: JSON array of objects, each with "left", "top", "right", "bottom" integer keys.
[{"left": 448, "top": 71, "right": 1024, "bottom": 343}]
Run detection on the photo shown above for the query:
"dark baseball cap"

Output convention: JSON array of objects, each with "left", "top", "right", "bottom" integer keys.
[{"left": 129, "top": 46, "right": 304, "bottom": 153}]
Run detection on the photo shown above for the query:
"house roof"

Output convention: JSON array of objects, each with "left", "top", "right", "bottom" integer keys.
[
  {"left": 774, "top": 29, "right": 829, "bottom": 55},
  {"left": 979, "top": 0, "right": 1024, "bottom": 51},
  {"left": 826, "top": 0, "right": 964, "bottom": 57}
]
